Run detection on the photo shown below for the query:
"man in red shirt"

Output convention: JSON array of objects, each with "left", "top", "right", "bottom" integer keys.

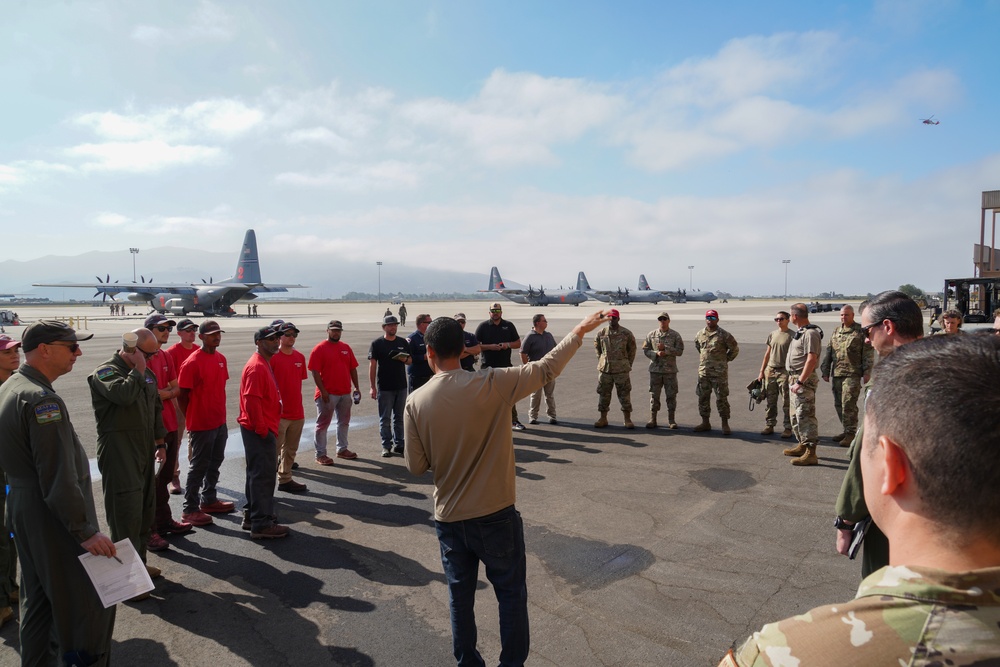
[
  {"left": 308, "top": 320, "right": 361, "bottom": 465},
  {"left": 143, "top": 315, "right": 193, "bottom": 546},
  {"left": 269, "top": 321, "right": 308, "bottom": 493},
  {"left": 238, "top": 326, "right": 289, "bottom": 539},
  {"left": 177, "top": 320, "right": 234, "bottom": 527},
  {"left": 166, "top": 318, "right": 199, "bottom": 494}
]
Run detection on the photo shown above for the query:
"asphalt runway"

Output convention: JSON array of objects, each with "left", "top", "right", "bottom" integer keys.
[{"left": 0, "top": 300, "right": 871, "bottom": 666}]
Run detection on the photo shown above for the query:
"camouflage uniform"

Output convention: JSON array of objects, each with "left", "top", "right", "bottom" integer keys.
[
  {"left": 820, "top": 323, "right": 873, "bottom": 436},
  {"left": 785, "top": 327, "right": 822, "bottom": 446},
  {"left": 722, "top": 565, "right": 1000, "bottom": 666},
  {"left": 694, "top": 327, "right": 739, "bottom": 419},
  {"left": 595, "top": 325, "right": 636, "bottom": 412},
  {"left": 762, "top": 329, "right": 792, "bottom": 430},
  {"left": 836, "top": 382, "right": 889, "bottom": 577},
  {"left": 642, "top": 328, "right": 684, "bottom": 414}
]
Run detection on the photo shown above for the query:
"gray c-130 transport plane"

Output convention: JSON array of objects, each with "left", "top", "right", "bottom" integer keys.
[
  {"left": 480, "top": 266, "right": 587, "bottom": 306},
  {"left": 34, "top": 229, "right": 306, "bottom": 316}
]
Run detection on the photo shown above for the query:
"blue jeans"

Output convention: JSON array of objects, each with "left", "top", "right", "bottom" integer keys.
[
  {"left": 435, "top": 505, "right": 529, "bottom": 667},
  {"left": 376, "top": 388, "right": 406, "bottom": 450}
]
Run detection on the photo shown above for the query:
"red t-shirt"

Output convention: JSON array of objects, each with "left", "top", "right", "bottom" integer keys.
[
  {"left": 270, "top": 348, "right": 307, "bottom": 420},
  {"left": 167, "top": 342, "right": 198, "bottom": 375},
  {"left": 238, "top": 352, "right": 280, "bottom": 436},
  {"left": 148, "top": 349, "right": 178, "bottom": 432},
  {"left": 177, "top": 348, "right": 229, "bottom": 431},
  {"left": 308, "top": 340, "right": 359, "bottom": 398}
]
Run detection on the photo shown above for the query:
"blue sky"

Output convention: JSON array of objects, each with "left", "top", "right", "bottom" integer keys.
[{"left": 2, "top": 1, "right": 998, "bottom": 296}]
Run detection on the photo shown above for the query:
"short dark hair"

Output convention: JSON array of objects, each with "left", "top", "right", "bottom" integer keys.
[
  {"left": 532, "top": 313, "right": 546, "bottom": 325},
  {"left": 865, "top": 334, "right": 1000, "bottom": 541},
  {"left": 425, "top": 317, "right": 464, "bottom": 359},
  {"left": 417, "top": 313, "right": 431, "bottom": 325},
  {"left": 860, "top": 290, "right": 923, "bottom": 340},
  {"left": 777, "top": 310, "right": 790, "bottom": 320},
  {"left": 941, "top": 309, "right": 962, "bottom": 324},
  {"left": 790, "top": 303, "right": 808, "bottom": 318}
]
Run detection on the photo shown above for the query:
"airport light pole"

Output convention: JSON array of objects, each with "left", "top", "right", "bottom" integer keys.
[
  {"left": 688, "top": 265, "right": 694, "bottom": 290},
  {"left": 130, "top": 247, "right": 139, "bottom": 282},
  {"left": 376, "top": 261, "right": 383, "bottom": 303},
  {"left": 782, "top": 259, "right": 791, "bottom": 299}
]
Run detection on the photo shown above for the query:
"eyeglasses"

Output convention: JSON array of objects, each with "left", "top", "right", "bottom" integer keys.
[
  {"left": 490, "top": 309, "right": 502, "bottom": 314},
  {"left": 141, "top": 349, "right": 157, "bottom": 359},
  {"left": 48, "top": 341, "right": 79, "bottom": 353},
  {"left": 154, "top": 325, "right": 173, "bottom": 332},
  {"left": 774, "top": 317, "right": 787, "bottom": 322},
  {"left": 860, "top": 320, "right": 887, "bottom": 337},
  {"left": 283, "top": 332, "right": 298, "bottom": 338},
  {"left": 706, "top": 316, "right": 718, "bottom": 321}
]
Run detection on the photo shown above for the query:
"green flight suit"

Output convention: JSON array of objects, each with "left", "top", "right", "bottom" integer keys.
[
  {"left": 89, "top": 353, "right": 165, "bottom": 562},
  {"left": 0, "top": 363, "right": 116, "bottom": 666}
]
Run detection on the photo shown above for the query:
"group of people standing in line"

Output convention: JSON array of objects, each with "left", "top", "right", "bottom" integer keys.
[{"left": 2, "top": 293, "right": 1000, "bottom": 666}]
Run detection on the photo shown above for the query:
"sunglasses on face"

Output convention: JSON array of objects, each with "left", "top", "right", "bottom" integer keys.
[
  {"left": 706, "top": 316, "right": 718, "bottom": 321},
  {"left": 283, "top": 332, "right": 298, "bottom": 338},
  {"left": 774, "top": 317, "right": 787, "bottom": 322},
  {"left": 860, "top": 321, "right": 885, "bottom": 337},
  {"left": 48, "top": 341, "right": 79, "bottom": 353},
  {"left": 155, "top": 325, "right": 173, "bottom": 332}
]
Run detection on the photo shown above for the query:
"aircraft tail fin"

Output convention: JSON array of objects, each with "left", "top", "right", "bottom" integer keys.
[
  {"left": 638, "top": 274, "right": 651, "bottom": 291},
  {"left": 488, "top": 266, "right": 506, "bottom": 291},
  {"left": 576, "top": 271, "right": 592, "bottom": 291},
  {"left": 228, "top": 229, "right": 262, "bottom": 284}
]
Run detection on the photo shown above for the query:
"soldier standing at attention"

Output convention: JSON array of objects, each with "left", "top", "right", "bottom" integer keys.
[
  {"left": 642, "top": 311, "right": 684, "bottom": 429},
  {"left": 782, "top": 303, "right": 822, "bottom": 465},
  {"left": 398, "top": 303, "right": 407, "bottom": 327},
  {"left": 693, "top": 309, "right": 739, "bottom": 435},
  {"left": 88, "top": 327, "right": 168, "bottom": 589},
  {"left": 757, "top": 311, "right": 793, "bottom": 438},
  {"left": 0, "top": 321, "right": 117, "bottom": 665},
  {"left": 722, "top": 334, "right": 1000, "bottom": 667},
  {"left": 820, "top": 305, "right": 873, "bottom": 446},
  {"left": 594, "top": 309, "right": 637, "bottom": 429}
]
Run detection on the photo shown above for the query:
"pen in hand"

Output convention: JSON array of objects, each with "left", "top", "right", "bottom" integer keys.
[{"left": 112, "top": 555, "right": 123, "bottom": 564}]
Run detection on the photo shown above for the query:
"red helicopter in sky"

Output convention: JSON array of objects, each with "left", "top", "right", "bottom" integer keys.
[{"left": 920, "top": 115, "right": 940, "bottom": 125}]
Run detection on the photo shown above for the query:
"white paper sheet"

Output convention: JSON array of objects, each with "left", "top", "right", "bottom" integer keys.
[{"left": 78, "top": 538, "right": 155, "bottom": 608}]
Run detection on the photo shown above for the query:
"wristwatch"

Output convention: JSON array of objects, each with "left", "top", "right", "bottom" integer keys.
[{"left": 833, "top": 516, "right": 854, "bottom": 530}]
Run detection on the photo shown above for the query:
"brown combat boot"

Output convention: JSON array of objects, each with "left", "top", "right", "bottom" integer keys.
[
  {"left": 760, "top": 425, "right": 774, "bottom": 435},
  {"left": 721, "top": 418, "right": 732, "bottom": 435},
  {"left": 830, "top": 432, "right": 846, "bottom": 442},
  {"left": 693, "top": 418, "right": 711, "bottom": 432},
  {"left": 645, "top": 411, "right": 657, "bottom": 429},
  {"left": 780, "top": 428, "right": 794, "bottom": 439},
  {"left": 791, "top": 444, "right": 819, "bottom": 466},
  {"left": 839, "top": 431, "right": 856, "bottom": 447},
  {"left": 623, "top": 412, "right": 635, "bottom": 429},
  {"left": 594, "top": 411, "right": 608, "bottom": 428},
  {"left": 667, "top": 410, "right": 678, "bottom": 429},
  {"left": 783, "top": 442, "right": 807, "bottom": 457}
]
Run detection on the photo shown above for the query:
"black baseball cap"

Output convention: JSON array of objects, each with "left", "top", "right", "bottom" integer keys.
[{"left": 22, "top": 320, "right": 94, "bottom": 352}]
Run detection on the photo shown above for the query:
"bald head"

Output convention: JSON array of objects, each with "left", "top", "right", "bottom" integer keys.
[{"left": 132, "top": 328, "right": 158, "bottom": 355}]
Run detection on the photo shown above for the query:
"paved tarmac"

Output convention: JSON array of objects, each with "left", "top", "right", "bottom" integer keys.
[{"left": 0, "top": 300, "right": 872, "bottom": 666}]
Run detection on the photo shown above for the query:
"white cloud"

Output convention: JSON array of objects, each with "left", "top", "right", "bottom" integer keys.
[
  {"left": 400, "top": 69, "right": 624, "bottom": 165},
  {"left": 66, "top": 141, "right": 222, "bottom": 172},
  {"left": 275, "top": 160, "right": 426, "bottom": 191},
  {"left": 285, "top": 126, "right": 352, "bottom": 152},
  {"left": 92, "top": 212, "right": 130, "bottom": 227},
  {"left": 130, "top": 1, "right": 234, "bottom": 44},
  {"left": 73, "top": 99, "right": 263, "bottom": 142},
  {"left": 0, "top": 160, "right": 75, "bottom": 191}
]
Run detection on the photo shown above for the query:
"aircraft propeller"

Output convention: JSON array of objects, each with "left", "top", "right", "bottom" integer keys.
[{"left": 94, "top": 274, "right": 117, "bottom": 301}]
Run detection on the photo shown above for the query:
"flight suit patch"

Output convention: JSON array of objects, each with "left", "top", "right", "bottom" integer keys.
[
  {"left": 35, "top": 402, "right": 63, "bottom": 424},
  {"left": 96, "top": 367, "right": 115, "bottom": 380}
]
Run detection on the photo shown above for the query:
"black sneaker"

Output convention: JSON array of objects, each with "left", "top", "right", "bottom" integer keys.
[
  {"left": 381, "top": 449, "right": 393, "bottom": 458},
  {"left": 548, "top": 418, "right": 559, "bottom": 425},
  {"left": 513, "top": 421, "right": 526, "bottom": 431},
  {"left": 528, "top": 418, "right": 538, "bottom": 425},
  {"left": 392, "top": 445, "right": 404, "bottom": 455}
]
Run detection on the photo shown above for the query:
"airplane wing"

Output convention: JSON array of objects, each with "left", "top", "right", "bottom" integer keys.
[
  {"left": 33, "top": 282, "right": 199, "bottom": 296},
  {"left": 477, "top": 288, "right": 527, "bottom": 295}
]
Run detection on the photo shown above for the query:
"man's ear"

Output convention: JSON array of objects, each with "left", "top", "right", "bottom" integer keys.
[
  {"left": 879, "top": 435, "right": 910, "bottom": 496},
  {"left": 426, "top": 345, "right": 439, "bottom": 373}
]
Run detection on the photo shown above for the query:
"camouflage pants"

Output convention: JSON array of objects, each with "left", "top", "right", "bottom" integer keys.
[
  {"left": 832, "top": 375, "right": 862, "bottom": 433},
  {"left": 648, "top": 372, "right": 678, "bottom": 413},
  {"left": 597, "top": 372, "right": 632, "bottom": 413},
  {"left": 764, "top": 368, "right": 791, "bottom": 429},
  {"left": 696, "top": 375, "right": 730, "bottom": 419},
  {"left": 790, "top": 374, "right": 819, "bottom": 445}
]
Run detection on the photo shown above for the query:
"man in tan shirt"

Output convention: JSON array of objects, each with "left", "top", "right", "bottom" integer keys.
[{"left": 404, "top": 310, "right": 607, "bottom": 667}]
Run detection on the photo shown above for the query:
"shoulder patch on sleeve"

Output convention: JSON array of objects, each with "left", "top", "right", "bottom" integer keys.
[
  {"left": 35, "top": 402, "right": 63, "bottom": 424},
  {"left": 96, "top": 367, "right": 115, "bottom": 380}
]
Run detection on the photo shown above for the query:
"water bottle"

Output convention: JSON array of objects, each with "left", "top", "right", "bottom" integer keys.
[{"left": 352, "top": 390, "right": 361, "bottom": 405}]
